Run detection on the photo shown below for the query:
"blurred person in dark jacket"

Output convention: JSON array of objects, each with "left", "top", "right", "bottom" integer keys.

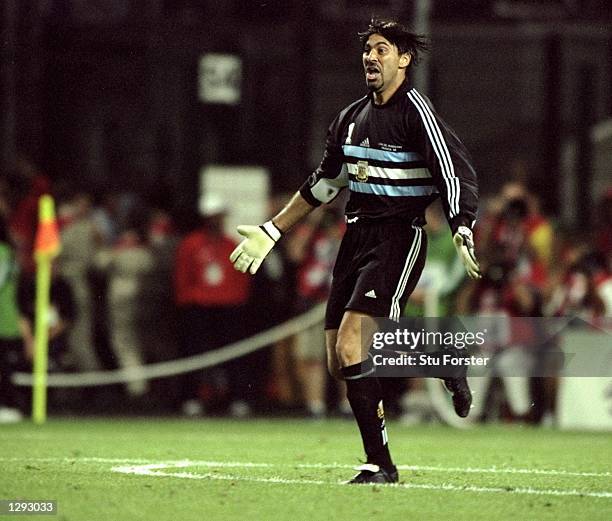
[
  {"left": 592, "top": 189, "right": 611, "bottom": 269},
  {"left": 17, "top": 260, "right": 76, "bottom": 375},
  {"left": 286, "top": 207, "right": 344, "bottom": 418}
]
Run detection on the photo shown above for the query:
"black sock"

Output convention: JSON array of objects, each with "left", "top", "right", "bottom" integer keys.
[{"left": 342, "top": 356, "right": 393, "bottom": 470}]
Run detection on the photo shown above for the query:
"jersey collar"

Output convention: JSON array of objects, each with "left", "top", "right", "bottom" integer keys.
[{"left": 368, "top": 79, "right": 411, "bottom": 108}]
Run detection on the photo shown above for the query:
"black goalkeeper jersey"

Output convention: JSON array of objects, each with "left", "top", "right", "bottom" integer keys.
[{"left": 299, "top": 80, "right": 478, "bottom": 234}]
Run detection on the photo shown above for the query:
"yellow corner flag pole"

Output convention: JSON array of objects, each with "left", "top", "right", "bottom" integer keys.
[{"left": 32, "top": 195, "right": 61, "bottom": 424}]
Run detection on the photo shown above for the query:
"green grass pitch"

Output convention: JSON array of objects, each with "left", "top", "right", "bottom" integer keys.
[{"left": 1, "top": 418, "right": 610, "bottom": 520}]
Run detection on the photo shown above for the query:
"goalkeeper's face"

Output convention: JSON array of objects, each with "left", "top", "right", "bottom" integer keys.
[{"left": 362, "top": 34, "right": 410, "bottom": 98}]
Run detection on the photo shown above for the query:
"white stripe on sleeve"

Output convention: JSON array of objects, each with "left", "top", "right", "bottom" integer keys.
[{"left": 408, "top": 90, "right": 459, "bottom": 217}]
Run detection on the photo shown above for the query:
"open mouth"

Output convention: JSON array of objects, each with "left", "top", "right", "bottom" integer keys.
[{"left": 365, "top": 65, "right": 380, "bottom": 81}]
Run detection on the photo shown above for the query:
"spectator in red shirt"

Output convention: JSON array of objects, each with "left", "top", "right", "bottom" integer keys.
[
  {"left": 174, "top": 194, "right": 251, "bottom": 416},
  {"left": 6, "top": 157, "right": 52, "bottom": 274}
]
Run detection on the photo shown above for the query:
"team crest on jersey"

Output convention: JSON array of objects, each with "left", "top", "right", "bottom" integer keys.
[{"left": 356, "top": 160, "right": 369, "bottom": 182}]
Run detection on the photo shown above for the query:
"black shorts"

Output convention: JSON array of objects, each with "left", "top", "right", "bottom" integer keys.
[{"left": 324, "top": 221, "right": 427, "bottom": 330}]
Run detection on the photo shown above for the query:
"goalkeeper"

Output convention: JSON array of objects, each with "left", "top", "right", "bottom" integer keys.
[{"left": 230, "top": 18, "right": 481, "bottom": 485}]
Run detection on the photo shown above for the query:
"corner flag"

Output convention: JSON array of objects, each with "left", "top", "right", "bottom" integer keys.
[{"left": 32, "top": 195, "right": 61, "bottom": 424}]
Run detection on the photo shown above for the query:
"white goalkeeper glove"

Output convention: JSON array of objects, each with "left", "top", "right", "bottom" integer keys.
[
  {"left": 453, "top": 226, "right": 482, "bottom": 280},
  {"left": 229, "top": 221, "right": 281, "bottom": 275}
]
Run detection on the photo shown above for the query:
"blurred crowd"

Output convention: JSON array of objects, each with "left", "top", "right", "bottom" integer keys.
[
  {"left": 0, "top": 157, "right": 348, "bottom": 421},
  {"left": 402, "top": 169, "right": 611, "bottom": 425},
  {"left": 0, "top": 157, "right": 610, "bottom": 423}
]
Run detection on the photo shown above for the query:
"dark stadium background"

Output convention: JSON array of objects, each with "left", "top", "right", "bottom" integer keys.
[{"left": 2, "top": 0, "right": 610, "bottom": 217}]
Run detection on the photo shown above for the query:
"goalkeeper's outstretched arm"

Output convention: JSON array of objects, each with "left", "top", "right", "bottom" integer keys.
[
  {"left": 230, "top": 192, "right": 315, "bottom": 274},
  {"left": 231, "top": 102, "right": 348, "bottom": 275}
]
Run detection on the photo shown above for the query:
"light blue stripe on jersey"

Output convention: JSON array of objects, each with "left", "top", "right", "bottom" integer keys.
[
  {"left": 343, "top": 145, "right": 423, "bottom": 163},
  {"left": 349, "top": 181, "right": 438, "bottom": 197}
]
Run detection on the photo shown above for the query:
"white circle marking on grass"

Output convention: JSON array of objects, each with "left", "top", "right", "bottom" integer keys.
[
  {"left": 109, "top": 461, "right": 612, "bottom": 499},
  {"left": 1, "top": 456, "right": 610, "bottom": 478},
  {"left": 1, "top": 457, "right": 610, "bottom": 478}
]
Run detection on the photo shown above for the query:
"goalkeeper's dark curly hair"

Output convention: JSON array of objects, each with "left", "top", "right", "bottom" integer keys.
[{"left": 359, "top": 18, "right": 429, "bottom": 65}]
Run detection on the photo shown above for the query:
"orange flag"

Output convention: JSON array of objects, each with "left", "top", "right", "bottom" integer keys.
[{"left": 34, "top": 195, "right": 61, "bottom": 258}]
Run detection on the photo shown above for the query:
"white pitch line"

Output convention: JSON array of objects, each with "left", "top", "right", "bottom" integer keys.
[
  {"left": 398, "top": 464, "right": 612, "bottom": 478},
  {"left": 3, "top": 455, "right": 610, "bottom": 498},
  {"left": 112, "top": 465, "right": 327, "bottom": 485},
  {"left": 289, "top": 462, "right": 612, "bottom": 478},
  {"left": 0, "top": 457, "right": 158, "bottom": 465},
  {"left": 110, "top": 462, "right": 612, "bottom": 499},
  {"left": 1, "top": 457, "right": 610, "bottom": 478}
]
